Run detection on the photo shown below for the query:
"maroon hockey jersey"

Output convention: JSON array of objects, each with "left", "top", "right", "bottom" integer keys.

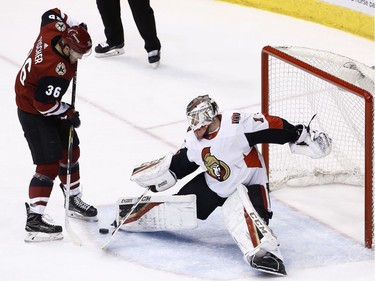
[{"left": 15, "top": 8, "right": 77, "bottom": 116}]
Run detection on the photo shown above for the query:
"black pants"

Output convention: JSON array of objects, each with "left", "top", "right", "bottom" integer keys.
[
  {"left": 96, "top": 0, "right": 161, "bottom": 52},
  {"left": 177, "top": 172, "right": 226, "bottom": 220},
  {"left": 17, "top": 109, "right": 79, "bottom": 164},
  {"left": 177, "top": 172, "right": 272, "bottom": 223}
]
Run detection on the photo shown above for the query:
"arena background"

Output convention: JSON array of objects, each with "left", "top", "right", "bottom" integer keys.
[{"left": 221, "top": 0, "right": 374, "bottom": 40}]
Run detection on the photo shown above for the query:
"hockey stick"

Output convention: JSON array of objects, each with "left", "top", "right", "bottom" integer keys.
[
  {"left": 102, "top": 187, "right": 151, "bottom": 249},
  {"left": 64, "top": 71, "right": 83, "bottom": 246}
]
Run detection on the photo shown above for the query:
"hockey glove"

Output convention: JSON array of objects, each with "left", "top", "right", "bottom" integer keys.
[
  {"left": 130, "top": 153, "right": 177, "bottom": 192},
  {"left": 64, "top": 107, "right": 81, "bottom": 128},
  {"left": 290, "top": 129, "right": 332, "bottom": 159}
]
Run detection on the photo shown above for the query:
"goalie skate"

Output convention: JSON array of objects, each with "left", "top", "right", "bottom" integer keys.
[{"left": 247, "top": 252, "right": 287, "bottom": 276}]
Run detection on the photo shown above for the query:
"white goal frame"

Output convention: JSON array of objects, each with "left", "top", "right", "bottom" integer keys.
[{"left": 261, "top": 45, "right": 374, "bottom": 248}]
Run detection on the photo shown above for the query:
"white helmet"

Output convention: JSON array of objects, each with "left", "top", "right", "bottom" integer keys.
[{"left": 186, "top": 95, "right": 219, "bottom": 131}]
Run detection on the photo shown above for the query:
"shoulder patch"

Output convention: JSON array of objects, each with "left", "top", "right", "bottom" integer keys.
[
  {"left": 55, "top": 22, "right": 66, "bottom": 32},
  {"left": 55, "top": 62, "right": 66, "bottom": 75},
  {"left": 231, "top": 112, "right": 241, "bottom": 124}
]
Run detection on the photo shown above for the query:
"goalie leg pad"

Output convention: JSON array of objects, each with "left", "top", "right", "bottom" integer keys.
[
  {"left": 222, "top": 184, "right": 283, "bottom": 261},
  {"left": 117, "top": 194, "right": 197, "bottom": 231}
]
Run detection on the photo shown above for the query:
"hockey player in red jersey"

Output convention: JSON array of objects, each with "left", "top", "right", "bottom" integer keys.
[
  {"left": 130, "top": 95, "right": 332, "bottom": 276},
  {"left": 15, "top": 8, "right": 97, "bottom": 242}
]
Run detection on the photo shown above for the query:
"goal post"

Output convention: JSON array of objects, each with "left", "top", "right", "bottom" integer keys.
[{"left": 261, "top": 45, "right": 374, "bottom": 248}]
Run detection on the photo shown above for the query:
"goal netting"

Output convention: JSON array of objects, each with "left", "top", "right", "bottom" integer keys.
[{"left": 261, "top": 46, "right": 374, "bottom": 248}]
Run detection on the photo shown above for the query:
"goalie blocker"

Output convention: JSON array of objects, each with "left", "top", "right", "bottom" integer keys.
[
  {"left": 124, "top": 153, "right": 196, "bottom": 231},
  {"left": 130, "top": 152, "right": 177, "bottom": 192}
]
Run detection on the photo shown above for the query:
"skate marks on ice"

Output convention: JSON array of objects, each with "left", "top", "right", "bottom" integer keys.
[{"left": 84, "top": 201, "right": 374, "bottom": 280}]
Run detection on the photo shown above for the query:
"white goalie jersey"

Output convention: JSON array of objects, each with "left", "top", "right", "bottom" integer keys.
[
  {"left": 184, "top": 110, "right": 270, "bottom": 198},
  {"left": 183, "top": 110, "right": 331, "bottom": 198}
]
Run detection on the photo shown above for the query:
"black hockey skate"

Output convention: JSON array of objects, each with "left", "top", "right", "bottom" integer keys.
[
  {"left": 24, "top": 203, "right": 63, "bottom": 242},
  {"left": 248, "top": 252, "right": 287, "bottom": 276},
  {"left": 95, "top": 42, "right": 124, "bottom": 58},
  {"left": 60, "top": 184, "right": 98, "bottom": 222},
  {"left": 148, "top": 50, "right": 160, "bottom": 68}
]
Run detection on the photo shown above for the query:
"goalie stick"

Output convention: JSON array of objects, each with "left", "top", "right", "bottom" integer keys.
[
  {"left": 64, "top": 71, "right": 83, "bottom": 246},
  {"left": 101, "top": 187, "right": 151, "bottom": 249}
]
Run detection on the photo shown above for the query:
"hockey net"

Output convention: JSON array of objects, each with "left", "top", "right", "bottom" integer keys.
[{"left": 261, "top": 46, "right": 374, "bottom": 248}]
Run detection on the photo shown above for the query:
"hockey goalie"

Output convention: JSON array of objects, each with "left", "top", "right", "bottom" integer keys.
[{"left": 125, "top": 95, "right": 331, "bottom": 276}]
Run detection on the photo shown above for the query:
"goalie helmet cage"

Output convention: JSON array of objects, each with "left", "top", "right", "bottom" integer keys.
[{"left": 261, "top": 46, "right": 374, "bottom": 248}]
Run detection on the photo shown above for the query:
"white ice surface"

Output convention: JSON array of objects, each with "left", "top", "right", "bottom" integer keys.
[{"left": 0, "top": 0, "right": 374, "bottom": 280}]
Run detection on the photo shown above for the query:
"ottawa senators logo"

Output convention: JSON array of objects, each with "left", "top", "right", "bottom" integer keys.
[
  {"left": 201, "top": 147, "right": 230, "bottom": 182},
  {"left": 55, "top": 62, "right": 66, "bottom": 75}
]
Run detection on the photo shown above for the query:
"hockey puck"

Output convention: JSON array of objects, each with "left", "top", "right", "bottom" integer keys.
[{"left": 99, "top": 228, "right": 109, "bottom": 234}]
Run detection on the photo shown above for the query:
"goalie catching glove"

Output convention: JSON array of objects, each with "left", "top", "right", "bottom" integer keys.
[
  {"left": 290, "top": 117, "right": 332, "bottom": 159},
  {"left": 130, "top": 152, "right": 177, "bottom": 192}
]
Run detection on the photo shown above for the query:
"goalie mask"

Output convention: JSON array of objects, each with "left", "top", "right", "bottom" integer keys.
[{"left": 186, "top": 95, "right": 219, "bottom": 138}]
